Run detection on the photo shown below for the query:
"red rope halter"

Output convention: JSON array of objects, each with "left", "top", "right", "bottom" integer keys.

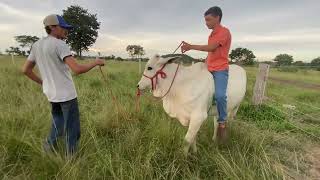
[
  {"left": 138, "top": 62, "right": 180, "bottom": 99},
  {"left": 141, "top": 63, "right": 180, "bottom": 98},
  {"left": 143, "top": 63, "right": 168, "bottom": 91},
  {"left": 136, "top": 42, "right": 183, "bottom": 111}
]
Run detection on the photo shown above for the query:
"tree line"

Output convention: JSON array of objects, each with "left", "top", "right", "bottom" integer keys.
[{"left": 229, "top": 47, "right": 320, "bottom": 67}]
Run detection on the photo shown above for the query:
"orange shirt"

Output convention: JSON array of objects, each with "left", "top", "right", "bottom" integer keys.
[{"left": 206, "top": 24, "right": 231, "bottom": 72}]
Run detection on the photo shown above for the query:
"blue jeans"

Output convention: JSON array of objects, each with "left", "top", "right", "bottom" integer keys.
[
  {"left": 211, "top": 69, "right": 229, "bottom": 123},
  {"left": 47, "top": 98, "right": 80, "bottom": 155}
]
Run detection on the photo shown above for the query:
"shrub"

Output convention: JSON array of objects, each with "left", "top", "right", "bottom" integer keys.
[{"left": 277, "top": 66, "right": 298, "bottom": 72}]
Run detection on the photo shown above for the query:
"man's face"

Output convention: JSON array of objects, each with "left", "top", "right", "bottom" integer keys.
[
  {"left": 204, "top": 14, "right": 220, "bottom": 29},
  {"left": 57, "top": 26, "right": 68, "bottom": 40},
  {"left": 51, "top": 26, "right": 68, "bottom": 40}
]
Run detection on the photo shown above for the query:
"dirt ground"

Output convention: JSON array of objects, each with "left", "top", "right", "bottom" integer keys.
[{"left": 307, "top": 146, "right": 320, "bottom": 179}]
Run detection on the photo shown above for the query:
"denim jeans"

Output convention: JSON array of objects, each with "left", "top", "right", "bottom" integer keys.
[
  {"left": 46, "top": 98, "right": 80, "bottom": 155},
  {"left": 211, "top": 69, "right": 229, "bottom": 123}
]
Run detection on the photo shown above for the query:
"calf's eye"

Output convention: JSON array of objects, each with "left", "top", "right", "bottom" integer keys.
[{"left": 147, "top": 67, "right": 153, "bottom": 70}]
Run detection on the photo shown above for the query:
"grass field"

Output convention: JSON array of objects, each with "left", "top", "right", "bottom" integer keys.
[{"left": 0, "top": 55, "right": 319, "bottom": 179}]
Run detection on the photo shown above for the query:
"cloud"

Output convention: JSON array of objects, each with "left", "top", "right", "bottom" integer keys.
[
  {"left": 0, "top": 0, "right": 319, "bottom": 61},
  {"left": 234, "top": 29, "right": 320, "bottom": 44},
  {"left": 0, "top": 2, "right": 43, "bottom": 23}
]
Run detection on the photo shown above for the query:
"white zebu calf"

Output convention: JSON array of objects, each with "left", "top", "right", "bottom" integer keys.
[{"left": 137, "top": 55, "right": 247, "bottom": 154}]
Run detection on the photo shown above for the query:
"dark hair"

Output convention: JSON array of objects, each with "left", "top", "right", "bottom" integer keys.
[
  {"left": 204, "top": 6, "right": 223, "bottom": 22},
  {"left": 45, "top": 25, "right": 57, "bottom": 34}
]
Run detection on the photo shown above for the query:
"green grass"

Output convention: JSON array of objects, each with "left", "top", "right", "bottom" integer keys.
[
  {"left": 245, "top": 66, "right": 320, "bottom": 85},
  {"left": 0, "top": 56, "right": 319, "bottom": 179}
]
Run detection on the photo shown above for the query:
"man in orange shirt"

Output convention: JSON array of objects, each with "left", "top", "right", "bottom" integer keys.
[{"left": 181, "top": 6, "right": 231, "bottom": 142}]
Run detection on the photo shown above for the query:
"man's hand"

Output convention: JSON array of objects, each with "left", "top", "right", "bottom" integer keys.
[
  {"left": 22, "top": 60, "right": 43, "bottom": 85},
  {"left": 65, "top": 56, "right": 105, "bottom": 75},
  {"left": 181, "top": 41, "right": 193, "bottom": 53},
  {"left": 95, "top": 59, "right": 105, "bottom": 66},
  {"left": 181, "top": 41, "right": 220, "bottom": 53}
]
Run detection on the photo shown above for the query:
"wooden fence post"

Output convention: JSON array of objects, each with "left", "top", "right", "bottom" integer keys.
[
  {"left": 252, "top": 63, "right": 270, "bottom": 106},
  {"left": 139, "top": 58, "right": 141, "bottom": 74},
  {"left": 11, "top": 54, "right": 15, "bottom": 65}
]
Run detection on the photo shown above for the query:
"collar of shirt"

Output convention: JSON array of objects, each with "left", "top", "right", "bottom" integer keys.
[{"left": 210, "top": 24, "right": 223, "bottom": 37}]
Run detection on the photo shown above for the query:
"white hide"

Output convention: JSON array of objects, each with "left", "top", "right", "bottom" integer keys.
[{"left": 137, "top": 55, "right": 247, "bottom": 154}]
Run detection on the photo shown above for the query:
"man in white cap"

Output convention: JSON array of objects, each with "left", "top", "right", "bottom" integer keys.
[{"left": 22, "top": 14, "right": 105, "bottom": 155}]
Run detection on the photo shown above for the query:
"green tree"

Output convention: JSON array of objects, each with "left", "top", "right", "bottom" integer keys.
[
  {"left": 137, "top": 47, "right": 145, "bottom": 60},
  {"left": 293, "top": 61, "right": 305, "bottom": 66},
  {"left": 116, "top": 57, "right": 124, "bottom": 61},
  {"left": 273, "top": 54, "right": 293, "bottom": 66},
  {"left": 126, "top": 45, "right": 145, "bottom": 60},
  {"left": 310, "top": 57, "right": 320, "bottom": 66},
  {"left": 104, "top": 55, "right": 115, "bottom": 60},
  {"left": 5, "top": 46, "right": 25, "bottom": 56},
  {"left": 229, "top": 47, "right": 256, "bottom": 65},
  {"left": 62, "top": 5, "right": 100, "bottom": 58},
  {"left": 14, "top": 35, "right": 39, "bottom": 54}
]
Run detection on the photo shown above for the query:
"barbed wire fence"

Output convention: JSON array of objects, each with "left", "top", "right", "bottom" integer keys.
[{"left": 251, "top": 63, "right": 320, "bottom": 140}]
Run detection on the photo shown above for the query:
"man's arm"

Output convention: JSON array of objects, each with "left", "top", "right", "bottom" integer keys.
[
  {"left": 181, "top": 41, "right": 220, "bottom": 53},
  {"left": 22, "top": 61, "right": 43, "bottom": 85},
  {"left": 64, "top": 56, "right": 105, "bottom": 75}
]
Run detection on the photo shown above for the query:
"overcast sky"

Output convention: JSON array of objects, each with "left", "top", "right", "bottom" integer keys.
[{"left": 1, "top": 0, "right": 319, "bottom": 61}]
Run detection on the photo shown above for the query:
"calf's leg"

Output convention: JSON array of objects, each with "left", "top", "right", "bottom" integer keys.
[
  {"left": 184, "top": 112, "right": 206, "bottom": 155},
  {"left": 212, "top": 116, "right": 218, "bottom": 141}
]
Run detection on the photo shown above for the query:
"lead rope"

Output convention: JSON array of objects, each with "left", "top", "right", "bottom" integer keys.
[{"left": 98, "top": 60, "right": 130, "bottom": 120}]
